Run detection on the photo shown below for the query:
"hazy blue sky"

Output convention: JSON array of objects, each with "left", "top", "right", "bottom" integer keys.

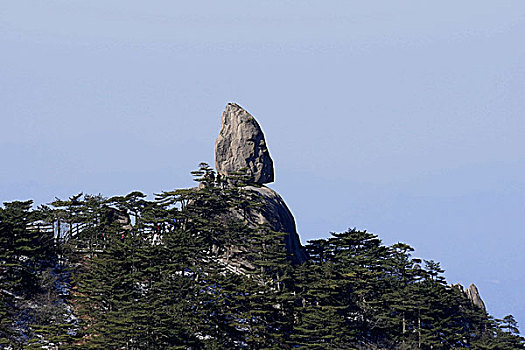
[{"left": 2, "top": 1, "right": 524, "bottom": 329}]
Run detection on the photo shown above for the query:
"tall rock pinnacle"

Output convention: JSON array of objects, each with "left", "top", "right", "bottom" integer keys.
[
  {"left": 214, "top": 103, "right": 307, "bottom": 264},
  {"left": 215, "top": 103, "right": 274, "bottom": 185}
]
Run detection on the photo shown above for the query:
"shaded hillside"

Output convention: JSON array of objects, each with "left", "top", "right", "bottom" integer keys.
[{"left": 0, "top": 166, "right": 524, "bottom": 349}]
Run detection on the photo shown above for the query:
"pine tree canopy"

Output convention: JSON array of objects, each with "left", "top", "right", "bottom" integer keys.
[{"left": 0, "top": 165, "right": 523, "bottom": 349}]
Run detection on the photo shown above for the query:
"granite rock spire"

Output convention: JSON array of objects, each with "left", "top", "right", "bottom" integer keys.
[
  {"left": 215, "top": 103, "right": 274, "bottom": 185},
  {"left": 214, "top": 103, "right": 307, "bottom": 264}
]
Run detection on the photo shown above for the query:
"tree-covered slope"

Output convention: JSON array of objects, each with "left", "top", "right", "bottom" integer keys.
[{"left": 1, "top": 165, "right": 523, "bottom": 349}]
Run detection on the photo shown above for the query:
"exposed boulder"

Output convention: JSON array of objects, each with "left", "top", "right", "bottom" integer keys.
[
  {"left": 214, "top": 103, "right": 307, "bottom": 264},
  {"left": 451, "top": 283, "right": 486, "bottom": 311},
  {"left": 215, "top": 103, "right": 274, "bottom": 185},
  {"left": 466, "top": 283, "right": 486, "bottom": 311},
  {"left": 244, "top": 185, "right": 307, "bottom": 264}
]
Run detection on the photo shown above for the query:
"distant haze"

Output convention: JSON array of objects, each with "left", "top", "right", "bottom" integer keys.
[{"left": 1, "top": 1, "right": 524, "bottom": 329}]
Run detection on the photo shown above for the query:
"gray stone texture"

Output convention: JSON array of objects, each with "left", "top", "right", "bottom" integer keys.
[
  {"left": 214, "top": 103, "right": 307, "bottom": 264},
  {"left": 466, "top": 283, "right": 486, "bottom": 311},
  {"left": 244, "top": 185, "right": 307, "bottom": 264},
  {"left": 215, "top": 103, "right": 274, "bottom": 185}
]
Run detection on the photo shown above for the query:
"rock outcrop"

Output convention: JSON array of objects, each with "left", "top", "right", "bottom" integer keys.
[
  {"left": 215, "top": 103, "right": 274, "bottom": 185},
  {"left": 466, "top": 283, "right": 486, "bottom": 311},
  {"left": 244, "top": 186, "right": 307, "bottom": 264},
  {"left": 215, "top": 103, "right": 307, "bottom": 264},
  {"left": 452, "top": 283, "right": 486, "bottom": 311}
]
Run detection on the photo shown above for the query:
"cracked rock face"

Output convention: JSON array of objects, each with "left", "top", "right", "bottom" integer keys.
[
  {"left": 466, "top": 284, "right": 486, "bottom": 311},
  {"left": 215, "top": 103, "right": 274, "bottom": 185}
]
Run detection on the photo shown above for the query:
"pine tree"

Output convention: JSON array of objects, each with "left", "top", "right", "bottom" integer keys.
[
  {"left": 132, "top": 199, "right": 204, "bottom": 349},
  {"left": 378, "top": 242, "right": 424, "bottom": 347},
  {"left": 408, "top": 262, "right": 466, "bottom": 349},
  {"left": 223, "top": 224, "right": 295, "bottom": 349},
  {"left": 328, "top": 229, "right": 390, "bottom": 340},
  {"left": 0, "top": 201, "right": 40, "bottom": 346},
  {"left": 292, "top": 238, "right": 353, "bottom": 349}
]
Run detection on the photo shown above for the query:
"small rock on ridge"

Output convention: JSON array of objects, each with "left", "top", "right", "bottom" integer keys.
[{"left": 466, "top": 283, "right": 486, "bottom": 311}]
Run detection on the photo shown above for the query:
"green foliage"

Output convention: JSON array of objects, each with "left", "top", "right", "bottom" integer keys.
[
  {"left": 1, "top": 163, "right": 524, "bottom": 349},
  {"left": 0, "top": 200, "right": 64, "bottom": 347}
]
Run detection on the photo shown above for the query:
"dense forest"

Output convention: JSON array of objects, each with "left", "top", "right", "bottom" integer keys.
[{"left": 1, "top": 164, "right": 523, "bottom": 349}]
